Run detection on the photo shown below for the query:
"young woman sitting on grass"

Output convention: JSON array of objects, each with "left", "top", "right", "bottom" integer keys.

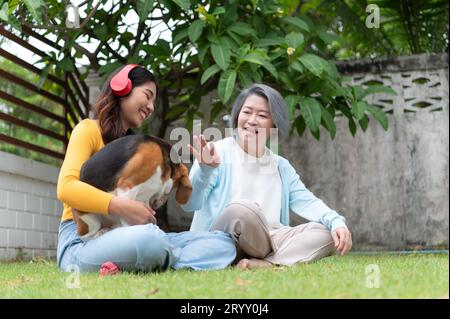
[{"left": 56, "top": 65, "right": 236, "bottom": 274}]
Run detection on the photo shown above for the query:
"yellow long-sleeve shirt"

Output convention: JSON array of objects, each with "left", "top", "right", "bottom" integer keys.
[{"left": 57, "top": 118, "right": 113, "bottom": 221}]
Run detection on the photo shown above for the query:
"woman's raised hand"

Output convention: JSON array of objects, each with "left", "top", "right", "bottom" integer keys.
[{"left": 188, "top": 134, "right": 221, "bottom": 168}]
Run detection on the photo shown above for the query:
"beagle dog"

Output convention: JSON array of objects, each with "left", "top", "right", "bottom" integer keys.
[{"left": 73, "top": 134, "right": 192, "bottom": 241}]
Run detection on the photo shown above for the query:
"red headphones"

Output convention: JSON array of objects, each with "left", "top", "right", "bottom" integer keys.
[{"left": 110, "top": 64, "right": 140, "bottom": 96}]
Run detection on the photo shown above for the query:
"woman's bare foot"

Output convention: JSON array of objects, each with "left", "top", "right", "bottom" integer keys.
[{"left": 236, "top": 258, "right": 273, "bottom": 270}]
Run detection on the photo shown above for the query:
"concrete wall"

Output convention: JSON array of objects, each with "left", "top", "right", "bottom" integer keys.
[
  {"left": 0, "top": 151, "right": 62, "bottom": 260},
  {"left": 284, "top": 110, "right": 449, "bottom": 251}
]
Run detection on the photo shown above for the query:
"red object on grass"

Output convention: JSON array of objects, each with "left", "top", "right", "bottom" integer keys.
[{"left": 99, "top": 261, "right": 120, "bottom": 276}]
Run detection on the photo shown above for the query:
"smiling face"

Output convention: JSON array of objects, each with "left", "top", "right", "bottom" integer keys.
[
  {"left": 119, "top": 81, "right": 157, "bottom": 129},
  {"left": 236, "top": 94, "right": 274, "bottom": 152}
]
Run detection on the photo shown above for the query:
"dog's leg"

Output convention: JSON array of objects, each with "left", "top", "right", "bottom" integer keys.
[
  {"left": 115, "top": 186, "right": 141, "bottom": 201},
  {"left": 79, "top": 214, "right": 102, "bottom": 241}
]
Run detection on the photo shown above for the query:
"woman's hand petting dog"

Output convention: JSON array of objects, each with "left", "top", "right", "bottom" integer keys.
[{"left": 109, "top": 196, "right": 157, "bottom": 225}]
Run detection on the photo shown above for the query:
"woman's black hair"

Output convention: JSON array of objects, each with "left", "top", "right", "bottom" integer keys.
[{"left": 92, "top": 66, "right": 158, "bottom": 144}]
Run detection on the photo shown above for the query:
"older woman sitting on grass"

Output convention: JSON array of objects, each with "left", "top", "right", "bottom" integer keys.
[{"left": 182, "top": 83, "right": 352, "bottom": 269}]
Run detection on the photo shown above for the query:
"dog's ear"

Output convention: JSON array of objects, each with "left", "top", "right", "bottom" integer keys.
[{"left": 174, "top": 163, "right": 192, "bottom": 205}]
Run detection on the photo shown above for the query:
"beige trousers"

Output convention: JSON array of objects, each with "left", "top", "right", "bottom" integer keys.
[{"left": 210, "top": 199, "right": 336, "bottom": 266}]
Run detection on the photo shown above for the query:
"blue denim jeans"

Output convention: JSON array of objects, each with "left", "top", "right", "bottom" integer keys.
[{"left": 57, "top": 220, "right": 236, "bottom": 273}]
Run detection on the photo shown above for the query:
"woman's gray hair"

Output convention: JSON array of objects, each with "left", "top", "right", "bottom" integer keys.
[{"left": 229, "top": 84, "right": 290, "bottom": 138}]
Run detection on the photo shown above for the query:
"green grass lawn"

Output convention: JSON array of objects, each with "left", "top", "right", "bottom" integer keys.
[{"left": 0, "top": 253, "right": 448, "bottom": 298}]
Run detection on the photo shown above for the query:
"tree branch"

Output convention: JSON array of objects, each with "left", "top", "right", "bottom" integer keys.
[
  {"left": 157, "top": 87, "right": 170, "bottom": 137},
  {"left": 78, "top": 0, "right": 102, "bottom": 30},
  {"left": 130, "top": 20, "right": 147, "bottom": 58},
  {"left": 18, "top": 0, "right": 100, "bottom": 32}
]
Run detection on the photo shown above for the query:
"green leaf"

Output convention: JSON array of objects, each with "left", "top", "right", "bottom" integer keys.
[
  {"left": 300, "top": 97, "right": 322, "bottom": 132},
  {"left": 285, "top": 95, "right": 300, "bottom": 120},
  {"left": 153, "top": 39, "right": 171, "bottom": 56},
  {"left": 211, "top": 43, "right": 230, "bottom": 71},
  {"left": 363, "top": 85, "right": 397, "bottom": 97},
  {"left": 75, "top": 51, "right": 83, "bottom": 59},
  {"left": 254, "top": 37, "right": 285, "bottom": 47},
  {"left": 279, "top": 71, "right": 296, "bottom": 91},
  {"left": 201, "top": 64, "right": 221, "bottom": 85},
  {"left": 348, "top": 117, "right": 357, "bottom": 136},
  {"left": 241, "top": 52, "right": 277, "bottom": 78},
  {"left": 98, "top": 61, "right": 122, "bottom": 76},
  {"left": 7, "top": 0, "right": 21, "bottom": 13},
  {"left": 172, "top": 0, "right": 190, "bottom": 11},
  {"left": 336, "top": 100, "right": 353, "bottom": 119},
  {"left": 58, "top": 57, "right": 75, "bottom": 72},
  {"left": 228, "top": 22, "right": 255, "bottom": 37},
  {"left": 212, "top": 7, "right": 226, "bottom": 15},
  {"left": 136, "top": 0, "right": 155, "bottom": 23},
  {"left": 317, "top": 30, "right": 343, "bottom": 45},
  {"left": 250, "top": 68, "right": 262, "bottom": 83},
  {"left": 352, "top": 101, "right": 367, "bottom": 121},
  {"left": 37, "top": 63, "right": 51, "bottom": 89},
  {"left": 359, "top": 114, "right": 369, "bottom": 132},
  {"left": 189, "top": 20, "right": 206, "bottom": 43},
  {"left": 55, "top": 65, "right": 62, "bottom": 78},
  {"left": 119, "top": 31, "right": 134, "bottom": 44},
  {"left": 285, "top": 32, "right": 304, "bottom": 49},
  {"left": 294, "top": 116, "right": 306, "bottom": 137},
  {"left": 218, "top": 70, "right": 237, "bottom": 104},
  {"left": 282, "top": 16, "right": 310, "bottom": 33},
  {"left": 236, "top": 43, "right": 251, "bottom": 60},
  {"left": 172, "top": 24, "right": 189, "bottom": 45},
  {"left": 252, "top": 15, "right": 266, "bottom": 35},
  {"left": 323, "top": 61, "right": 338, "bottom": 79},
  {"left": 352, "top": 86, "right": 365, "bottom": 100},
  {"left": 165, "top": 105, "right": 187, "bottom": 120},
  {"left": 0, "top": 3, "right": 8, "bottom": 22},
  {"left": 207, "top": 31, "right": 220, "bottom": 44},
  {"left": 79, "top": 72, "right": 89, "bottom": 81},
  {"left": 299, "top": 54, "right": 327, "bottom": 78},
  {"left": 6, "top": 14, "right": 21, "bottom": 31},
  {"left": 198, "top": 41, "right": 209, "bottom": 64},
  {"left": 261, "top": 60, "right": 278, "bottom": 78},
  {"left": 290, "top": 61, "right": 304, "bottom": 73},
  {"left": 226, "top": 30, "right": 244, "bottom": 47},
  {"left": 221, "top": 35, "right": 240, "bottom": 52},
  {"left": 366, "top": 104, "right": 389, "bottom": 130},
  {"left": 320, "top": 106, "right": 336, "bottom": 139},
  {"left": 238, "top": 70, "right": 252, "bottom": 88},
  {"left": 93, "top": 24, "right": 108, "bottom": 41},
  {"left": 242, "top": 52, "right": 265, "bottom": 65},
  {"left": 23, "top": 0, "right": 42, "bottom": 24},
  {"left": 311, "top": 128, "right": 321, "bottom": 140}
]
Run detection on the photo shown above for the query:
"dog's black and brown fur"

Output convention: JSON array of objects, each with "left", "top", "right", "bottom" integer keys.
[{"left": 73, "top": 134, "right": 192, "bottom": 240}]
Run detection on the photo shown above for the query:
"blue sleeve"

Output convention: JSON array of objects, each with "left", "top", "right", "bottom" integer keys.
[
  {"left": 286, "top": 161, "right": 347, "bottom": 232},
  {"left": 180, "top": 159, "right": 219, "bottom": 212}
]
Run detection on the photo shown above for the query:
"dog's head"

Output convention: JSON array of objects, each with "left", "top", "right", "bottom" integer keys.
[{"left": 146, "top": 162, "right": 192, "bottom": 210}]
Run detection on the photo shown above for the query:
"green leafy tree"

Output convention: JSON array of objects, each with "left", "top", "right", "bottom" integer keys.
[
  {"left": 304, "top": 0, "right": 449, "bottom": 59},
  {"left": 0, "top": 0, "right": 396, "bottom": 142}
]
